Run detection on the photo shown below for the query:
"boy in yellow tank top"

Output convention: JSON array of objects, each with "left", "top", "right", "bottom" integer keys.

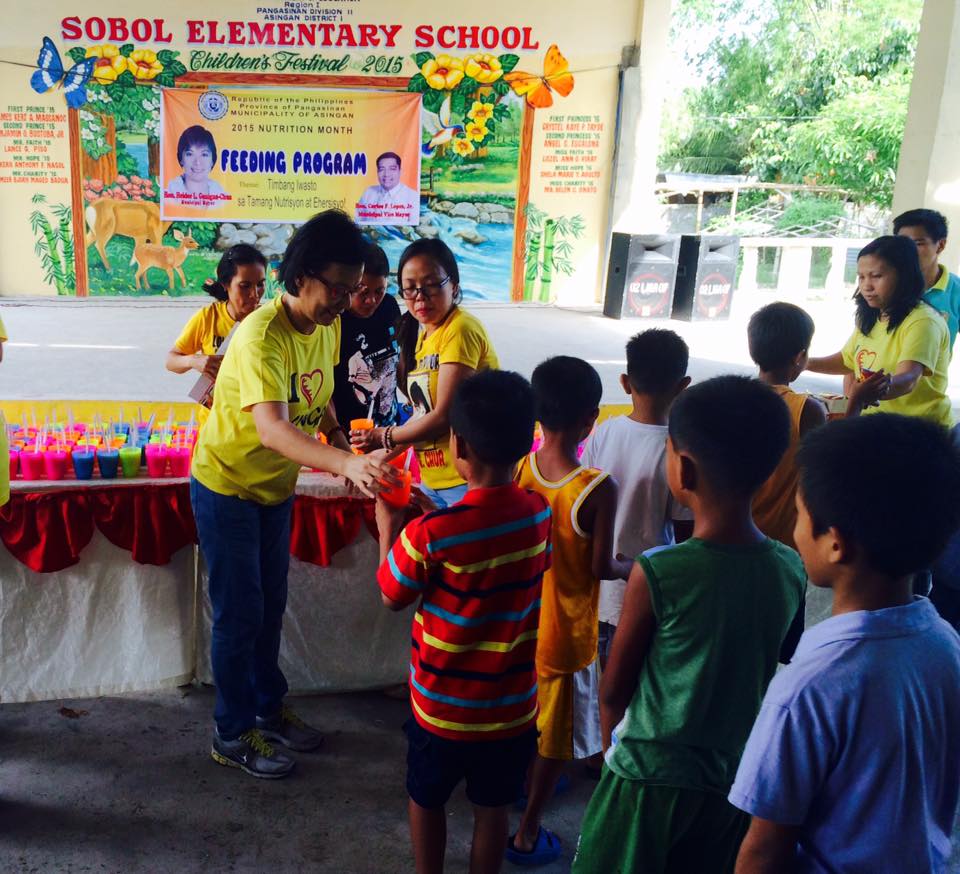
[
  {"left": 748, "top": 303, "right": 827, "bottom": 548},
  {"left": 509, "top": 357, "right": 632, "bottom": 866}
]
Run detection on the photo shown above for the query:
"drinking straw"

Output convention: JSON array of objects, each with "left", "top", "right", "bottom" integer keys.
[
  {"left": 402, "top": 447, "right": 414, "bottom": 472},
  {"left": 366, "top": 396, "right": 376, "bottom": 420},
  {"left": 68, "top": 408, "right": 74, "bottom": 434},
  {"left": 138, "top": 407, "right": 143, "bottom": 426},
  {"left": 129, "top": 425, "right": 138, "bottom": 449}
]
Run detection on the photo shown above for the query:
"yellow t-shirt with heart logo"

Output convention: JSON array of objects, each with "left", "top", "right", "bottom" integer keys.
[
  {"left": 841, "top": 302, "right": 953, "bottom": 427},
  {"left": 192, "top": 295, "right": 340, "bottom": 505},
  {"left": 173, "top": 300, "right": 238, "bottom": 426},
  {"left": 408, "top": 306, "right": 498, "bottom": 490}
]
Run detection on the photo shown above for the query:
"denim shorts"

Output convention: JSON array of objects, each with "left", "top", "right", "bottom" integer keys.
[{"left": 404, "top": 718, "right": 537, "bottom": 809}]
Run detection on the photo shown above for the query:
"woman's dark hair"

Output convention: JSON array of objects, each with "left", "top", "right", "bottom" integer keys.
[
  {"left": 177, "top": 125, "right": 217, "bottom": 167},
  {"left": 395, "top": 239, "right": 462, "bottom": 396},
  {"left": 203, "top": 244, "right": 267, "bottom": 301},
  {"left": 278, "top": 210, "right": 366, "bottom": 297},
  {"left": 409, "top": 381, "right": 429, "bottom": 412},
  {"left": 855, "top": 235, "right": 926, "bottom": 335}
]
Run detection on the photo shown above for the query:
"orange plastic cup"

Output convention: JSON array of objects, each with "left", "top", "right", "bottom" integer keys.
[
  {"left": 380, "top": 455, "right": 413, "bottom": 507},
  {"left": 350, "top": 418, "right": 374, "bottom": 455}
]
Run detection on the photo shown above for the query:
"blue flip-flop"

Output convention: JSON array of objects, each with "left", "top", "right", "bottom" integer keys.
[
  {"left": 514, "top": 772, "right": 572, "bottom": 810},
  {"left": 506, "top": 826, "right": 562, "bottom": 867}
]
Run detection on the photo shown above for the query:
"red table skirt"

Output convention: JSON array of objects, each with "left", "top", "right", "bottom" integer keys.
[{"left": 0, "top": 483, "right": 378, "bottom": 574}]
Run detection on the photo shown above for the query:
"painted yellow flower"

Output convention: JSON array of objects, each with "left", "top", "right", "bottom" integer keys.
[
  {"left": 451, "top": 137, "right": 475, "bottom": 157},
  {"left": 467, "top": 101, "right": 494, "bottom": 124},
  {"left": 465, "top": 54, "right": 503, "bottom": 84},
  {"left": 85, "top": 44, "right": 127, "bottom": 85},
  {"left": 464, "top": 120, "right": 489, "bottom": 143},
  {"left": 421, "top": 55, "right": 465, "bottom": 91},
  {"left": 127, "top": 49, "right": 164, "bottom": 81}
]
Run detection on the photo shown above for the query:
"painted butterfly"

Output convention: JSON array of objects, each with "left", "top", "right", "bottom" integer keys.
[
  {"left": 504, "top": 44, "right": 575, "bottom": 109},
  {"left": 30, "top": 37, "right": 95, "bottom": 110}
]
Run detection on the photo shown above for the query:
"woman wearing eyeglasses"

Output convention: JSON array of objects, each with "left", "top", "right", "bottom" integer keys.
[
  {"left": 191, "top": 210, "right": 398, "bottom": 779},
  {"left": 331, "top": 242, "right": 401, "bottom": 432},
  {"left": 351, "top": 238, "right": 498, "bottom": 508}
]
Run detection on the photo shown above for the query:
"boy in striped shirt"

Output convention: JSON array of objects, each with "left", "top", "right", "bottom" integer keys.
[{"left": 377, "top": 369, "right": 552, "bottom": 874}]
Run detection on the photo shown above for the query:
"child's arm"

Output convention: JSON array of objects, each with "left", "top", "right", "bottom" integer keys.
[
  {"left": 579, "top": 475, "right": 633, "bottom": 581},
  {"left": 600, "top": 561, "right": 655, "bottom": 751},
  {"left": 798, "top": 396, "right": 827, "bottom": 436},
  {"left": 735, "top": 819, "right": 800, "bottom": 873},
  {"left": 376, "top": 502, "right": 429, "bottom": 612}
]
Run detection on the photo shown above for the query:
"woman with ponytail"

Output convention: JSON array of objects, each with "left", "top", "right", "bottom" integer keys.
[
  {"left": 165, "top": 243, "right": 267, "bottom": 419},
  {"left": 351, "top": 238, "right": 498, "bottom": 507}
]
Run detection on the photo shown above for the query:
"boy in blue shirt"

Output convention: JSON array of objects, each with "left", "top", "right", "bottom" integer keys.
[
  {"left": 731, "top": 413, "right": 960, "bottom": 873},
  {"left": 894, "top": 208, "right": 960, "bottom": 350}
]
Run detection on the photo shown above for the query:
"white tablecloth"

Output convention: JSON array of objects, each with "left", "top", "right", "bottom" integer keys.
[{"left": 0, "top": 473, "right": 412, "bottom": 703}]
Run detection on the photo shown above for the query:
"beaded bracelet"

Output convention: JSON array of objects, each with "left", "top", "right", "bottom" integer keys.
[{"left": 383, "top": 425, "right": 395, "bottom": 451}]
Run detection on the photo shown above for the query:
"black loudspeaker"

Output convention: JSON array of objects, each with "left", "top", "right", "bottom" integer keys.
[
  {"left": 672, "top": 235, "right": 740, "bottom": 321},
  {"left": 602, "top": 233, "right": 681, "bottom": 319}
]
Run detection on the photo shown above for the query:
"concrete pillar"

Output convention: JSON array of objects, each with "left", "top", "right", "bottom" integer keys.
[
  {"left": 779, "top": 244, "right": 813, "bottom": 297},
  {"left": 740, "top": 245, "right": 759, "bottom": 292},
  {"left": 892, "top": 0, "right": 960, "bottom": 270},
  {"left": 826, "top": 242, "right": 849, "bottom": 296},
  {"left": 607, "top": 0, "right": 675, "bottom": 234}
]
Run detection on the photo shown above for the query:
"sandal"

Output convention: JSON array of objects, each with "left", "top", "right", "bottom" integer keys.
[{"left": 505, "top": 826, "right": 563, "bottom": 867}]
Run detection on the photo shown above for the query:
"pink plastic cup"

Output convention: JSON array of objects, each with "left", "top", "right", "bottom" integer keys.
[
  {"left": 168, "top": 446, "right": 192, "bottom": 478},
  {"left": 19, "top": 450, "right": 45, "bottom": 480},
  {"left": 9, "top": 449, "right": 19, "bottom": 481},
  {"left": 43, "top": 450, "right": 68, "bottom": 481},
  {"left": 145, "top": 444, "right": 168, "bottom": 478}
]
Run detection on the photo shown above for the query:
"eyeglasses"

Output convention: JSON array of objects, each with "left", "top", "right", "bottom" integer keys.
[
  {"left": 314, "top": 275, "right": 365, "bottom": 300},
  {"left": 398, "top": 276, "right": 451, "bottom": 300}
]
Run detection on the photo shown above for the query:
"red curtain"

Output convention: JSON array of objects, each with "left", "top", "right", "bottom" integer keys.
[{"left": 0, "top": 485, "right": 378, "bottom": 574}]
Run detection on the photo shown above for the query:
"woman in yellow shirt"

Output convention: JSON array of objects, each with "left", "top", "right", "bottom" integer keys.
[
  {"left": 808, "top": 235, "right": 953, "bottom": 427},
  {"left": 190, "top": 211, "right": 396, "bottom": 779},
  {"left": 351, "top": 239, "right": 498, "bottom": 508},
  {"left": 165, "top": 244, "right": 267, "bottom": 418}
]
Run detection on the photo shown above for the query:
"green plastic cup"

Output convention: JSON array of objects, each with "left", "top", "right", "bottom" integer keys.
[{"left": 119, "top": 446, "right": 141, "bottom": 478}]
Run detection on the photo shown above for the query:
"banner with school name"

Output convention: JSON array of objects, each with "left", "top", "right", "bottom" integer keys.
[{"left": 160, "top": 86, "right": 421, "bottom": 224}]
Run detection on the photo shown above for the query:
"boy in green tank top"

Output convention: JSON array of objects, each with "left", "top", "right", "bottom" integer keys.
[{"left": 572, "top": 376, "right": 806, "bottom": 874}]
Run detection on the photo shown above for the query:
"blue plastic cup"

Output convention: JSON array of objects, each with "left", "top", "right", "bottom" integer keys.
[
  {"left": 98, "top": 449, "right": 119, "bottom": 479},
  {"left": 72, "top": 450, "right": 96, "bottom": 480}
]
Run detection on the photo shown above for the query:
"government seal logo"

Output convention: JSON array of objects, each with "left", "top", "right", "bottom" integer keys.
[{"left": 198, "top": 91, "right": 228, "bottom": 121}]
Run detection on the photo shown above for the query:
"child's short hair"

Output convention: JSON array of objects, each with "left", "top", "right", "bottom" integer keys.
[
  {"left": 450, "top": 370, "right": 535, "bottom": 465},
  {"left": 669, "top": 375, "right": 790, "bottom": 497},
  {"left": 363, "top": 242, "right": 390, "bottom": 278},
  {"left": 625, "top": 329, "right": 689, "bottom": 394},
  {"left": 893, "top": 208, "right": 949, "bottom": 242},
  {"left": 532, "top": 356, "right": 602, "bottom": 431},
  {"left": 747, "top": 302, "right": 815, "bottom": 372},
  {"left": 797, "top": 414, "right": 960, "bottom": 577}
]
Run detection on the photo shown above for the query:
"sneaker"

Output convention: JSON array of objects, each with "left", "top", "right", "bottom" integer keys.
[
  {"left": 256, "top": 706, "right": 325, "bottom": 752},
  {"left": 211, "top": 728, "right": 295, "bottom": 779}
]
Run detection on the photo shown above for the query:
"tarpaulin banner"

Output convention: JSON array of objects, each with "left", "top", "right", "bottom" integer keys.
[{"left": 160, "top": 86, "right": 421, "bottom": 224}]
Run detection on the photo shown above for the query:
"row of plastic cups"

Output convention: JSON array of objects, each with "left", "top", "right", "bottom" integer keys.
[
  {"left": 11, "top": 446, "right": 143, "bottom": 481},
  {"left": 145, "top": 444, "right": 193, "bottom": 478}
]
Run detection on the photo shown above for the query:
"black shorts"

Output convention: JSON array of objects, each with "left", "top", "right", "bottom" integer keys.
[{"left": 404, "top": 718, "right": 537, "bottom": 809}]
